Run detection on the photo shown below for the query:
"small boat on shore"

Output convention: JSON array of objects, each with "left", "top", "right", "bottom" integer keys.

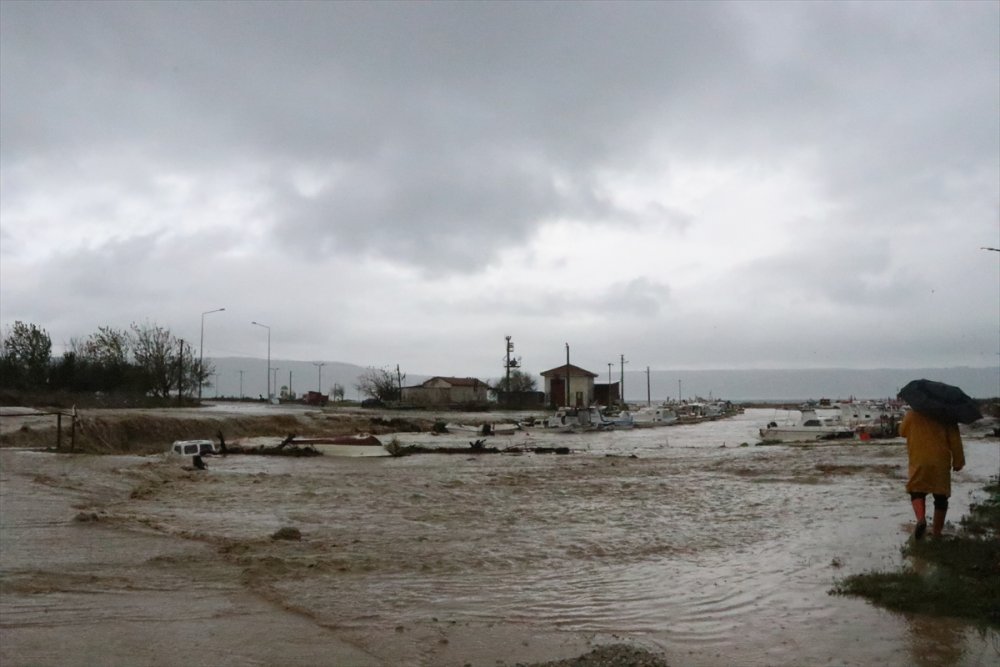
[
  {"left": 601, "top": 409, "right": 635, "bottom": 429},
  {"left": 631, "top": 406, "right": 679, "bottom": 427},
  {"left": 759, "top": 409, "right": 854, "bottom": 443},
  {"left": 545, "top": 407, "right": 616, "bottom": 433},
  {"left": 835, "top": 399, "right": 904, "bottom": 437}
]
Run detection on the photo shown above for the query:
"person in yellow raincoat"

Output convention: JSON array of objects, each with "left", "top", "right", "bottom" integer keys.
[{"left": 899, "top": 409, "right": 965, "bottom": 539}]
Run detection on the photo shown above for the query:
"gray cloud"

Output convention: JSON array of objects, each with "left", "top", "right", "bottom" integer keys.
[{"left": 1, "top": 1, "right": 997, "bottom": 374}]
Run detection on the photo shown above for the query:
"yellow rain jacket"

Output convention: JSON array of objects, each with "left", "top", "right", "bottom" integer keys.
[{"left": 899, "top": 409, "right": 965, "bottom": 496}]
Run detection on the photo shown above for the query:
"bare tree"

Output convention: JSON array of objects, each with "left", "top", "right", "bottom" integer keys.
[{"left": 355, "top": 366, "right": 403, "bottom": 402}]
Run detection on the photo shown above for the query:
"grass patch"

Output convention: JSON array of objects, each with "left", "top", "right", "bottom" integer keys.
[
  {"left": 960, "top": 477, "right": 1000, "bottom": 536},
  {"left": 832, "top": 476, "right": 1000, "bottom": 628}
]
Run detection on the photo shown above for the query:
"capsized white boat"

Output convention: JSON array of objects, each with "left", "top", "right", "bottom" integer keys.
[
  {"left": 758, "top": 409, "right": 854, "bottom": 442},
  {"left": 545, "top": 406, "right": 616, "bottom": 432}
]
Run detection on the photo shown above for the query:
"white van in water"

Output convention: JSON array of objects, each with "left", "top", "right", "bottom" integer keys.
[{"left": 169, "top": 440, "right": 219, "bottom": 456}]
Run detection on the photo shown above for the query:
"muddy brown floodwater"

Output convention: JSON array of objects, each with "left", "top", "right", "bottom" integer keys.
[{"left": 2, "top": 409, "right": 998, "bottom": 666}]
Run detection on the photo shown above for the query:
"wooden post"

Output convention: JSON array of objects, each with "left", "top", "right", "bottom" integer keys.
[
  {"left": 56, "top": 412, "right": 62, "bottom": 451},
  {"left": 70, "top": 407, "right": 77, "bottom": 452}
]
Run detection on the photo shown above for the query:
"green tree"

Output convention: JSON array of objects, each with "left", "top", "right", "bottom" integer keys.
[
  {"left": 73, "top": 326, "right": 133, "bottom": 391},
  {"left": 49, "top": 350, "right": 81, "bottom": 391},
  {"left": 182, "top": 343, "right": 208, "bottom": 399},
  {"left": 490, "top": 369, "right": 539, "bottom": 405},
  {"left": 492, "top": 369, "right": 537, "bottom": 394},
  {"left": 188, "top": 354, "right": 214, "bottom": 400},
  {"left": 129, "top": 321, "right": 181, "bottom": 398},
  {"left": 0, "top": 321, "right": 52, "bottom": 389},
  {"left": 79, "top": 326, "right": 130, "bottom": 367}
]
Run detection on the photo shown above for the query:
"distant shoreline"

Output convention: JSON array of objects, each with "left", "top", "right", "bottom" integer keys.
[{"left": 207, "top": 358, "right": 1000, "bottom": 403}]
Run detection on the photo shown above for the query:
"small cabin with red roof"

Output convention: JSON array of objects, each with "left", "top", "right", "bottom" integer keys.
[{"left": 540, "top": 364, "right": 598, "bottom": 408}]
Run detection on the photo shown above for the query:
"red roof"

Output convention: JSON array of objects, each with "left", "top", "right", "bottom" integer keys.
[
  {"left": 539, "top": 364, "right": 598, "bottom": 378},
  {"left": 422, "top": 376, "right": 486, "bottom": 387}
]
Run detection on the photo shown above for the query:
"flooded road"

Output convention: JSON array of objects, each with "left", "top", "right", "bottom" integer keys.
[{"left": 2, "top": 409, "right": 998, "bottom": 666}]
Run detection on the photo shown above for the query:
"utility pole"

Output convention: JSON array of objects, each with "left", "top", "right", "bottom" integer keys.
[
  {"left": 646, "top": 366, "right": 651, "bottom": 406},
  {"left": 271, "top": 367, "right": 279, "bottom": 400},
  {"left": 396, "top": 364, "right": 403, "bottom": 401},
  {"left": 608, "top": 362, "right": 613, "bottom": 406},
  {"left": 506, "top": 336, "right": 512, "bottom": 400},
  {"left": 177, "top": 339, "right": 185, "bottom": 406},
  {"left": 239, "top": 370, "right": 245, "bottom": 399},
  {"left": 565, "top": 343, "right": 571, "bottom": 407},
  {"left": 288, "top": 370, "right": 292, "bottom": 399},
  {"left": 619, "top": 354, "right": 628, "bottom": 408},
  {"left": 503, "top": 336, "right": 520, "bottom": 407}
]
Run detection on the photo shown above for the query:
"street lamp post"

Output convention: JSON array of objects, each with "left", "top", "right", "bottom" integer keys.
[
  {"left": 199, "top": 307, "right": 225, "bottom": 402},
  {"left": 313, "top": 362, "right": 326, "bottom": 393},
  {"left": 251, "top": 321, "right": 271, "bottom": 400}
]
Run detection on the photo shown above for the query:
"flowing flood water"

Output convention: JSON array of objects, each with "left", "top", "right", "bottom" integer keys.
[{"left": 2, "top": 408, "right": 998, "bottom": 666}]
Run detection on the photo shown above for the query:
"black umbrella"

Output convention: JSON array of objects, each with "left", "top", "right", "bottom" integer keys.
[{"left": 898, "top": 379, "right": 982, "bottom": 425}]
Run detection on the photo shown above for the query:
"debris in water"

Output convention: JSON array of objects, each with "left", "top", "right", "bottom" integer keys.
[{"left": 271, "top": 527, "right": 302, "bottom": 541}]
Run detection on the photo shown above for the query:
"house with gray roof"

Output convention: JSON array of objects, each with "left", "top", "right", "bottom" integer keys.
[{"left": 401, "top": 376, "right": 489, "bottom": 407}]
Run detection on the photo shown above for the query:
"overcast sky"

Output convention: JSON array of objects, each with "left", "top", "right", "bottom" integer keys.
[{"left": 2, "top": 1, "right": 998, "bottom": 381}]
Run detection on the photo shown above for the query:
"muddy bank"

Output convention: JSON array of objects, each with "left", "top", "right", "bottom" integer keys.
[{"left": 0, "top": 406, "right": 441, "bottom": 454}]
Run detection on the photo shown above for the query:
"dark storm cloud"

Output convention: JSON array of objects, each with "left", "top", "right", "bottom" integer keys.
[
  {"left": 2, "top": 1, "right": 748, "bottom": 270},
  {"left": 1, "top": 1, "right": 997, "bottom": 372}
]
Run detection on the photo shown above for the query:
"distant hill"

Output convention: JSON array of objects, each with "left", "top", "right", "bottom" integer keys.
[
  {"left": 204, "top": 357, "right": 998, "bottom": 403},
  {"left": 621, "top": 367, "right": 1000, "bottom": 402},
  {"left": 205, "top": 358, "right": 433, "bottom": 400}
]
